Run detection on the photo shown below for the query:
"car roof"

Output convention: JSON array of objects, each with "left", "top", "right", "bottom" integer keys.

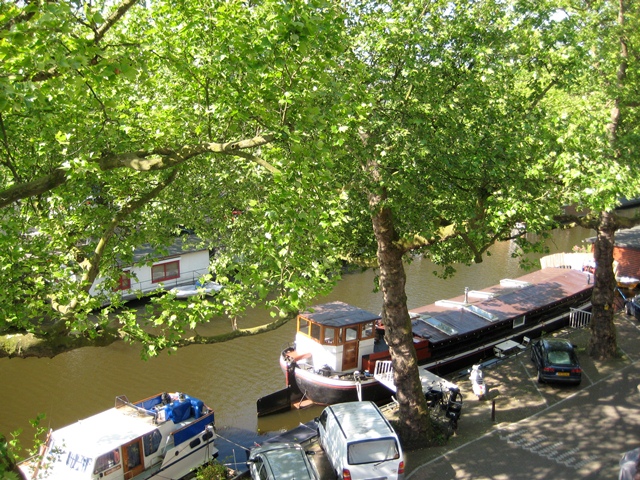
[
  {"left": 250, "top": 442, "right": 303, "bottom": 457},
  {"left": 250, "top": 442, "right": 316, "bottom": 479},
  {"left": 326, "top": 401, "right": 396, "bottom": 441},
  {"left": 542, "top": 338, "right": 574, "bottom": 350}
]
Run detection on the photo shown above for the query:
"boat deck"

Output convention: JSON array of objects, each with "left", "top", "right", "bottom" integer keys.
[{"left": 374, "top": 360, "right": 459, "bottom": 394}]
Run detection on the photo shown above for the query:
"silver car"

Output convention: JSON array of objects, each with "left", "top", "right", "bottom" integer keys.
[{"left": 247, "top": 442, "right": 320, "bottom": 480}]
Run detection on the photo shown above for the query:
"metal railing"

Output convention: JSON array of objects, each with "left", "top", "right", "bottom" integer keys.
[
  {"left": 570, "top": 307, "right": 591, "bottom": 329},
  {"left": 373, "top": 360, "right": 395, "bottom": 390}
]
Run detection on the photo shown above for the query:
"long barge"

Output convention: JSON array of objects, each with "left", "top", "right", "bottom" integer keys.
[{"left": 257, "top": 267, "right": 593, "bottom": 415}]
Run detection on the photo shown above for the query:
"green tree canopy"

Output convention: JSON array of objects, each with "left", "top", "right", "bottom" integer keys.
[
  {"left": 0, "top": 0, "right": 354, "bottom": 352},
  {"left": 2, "top": 0, "right": 638, "bottom": 446}
]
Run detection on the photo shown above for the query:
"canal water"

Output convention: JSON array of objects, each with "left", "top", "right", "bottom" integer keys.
[{"left": 0, "top": 226, "right": 593, "bottom": 467}]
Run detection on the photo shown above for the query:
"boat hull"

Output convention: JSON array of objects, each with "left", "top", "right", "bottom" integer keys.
[{"left": 280, "top": 356, "right": 392, "bottom": 405}]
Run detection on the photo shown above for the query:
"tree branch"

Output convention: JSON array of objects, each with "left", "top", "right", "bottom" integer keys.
[
  {"left": 98, "top": 135, "right": 277, "bottom": 171},
  {"left": 556, "top": 212, "right": 640, "bottom": 231},
  {"left": 93, "top": 0, "right": 139, "bottom": 43},
  {"left": 0, "top": 134, "right": 277, "bottom": 209},
  {"left": 0, "top": 169, "right": 67, "bottom": 208},
  {"left": 27, "top": 0, "right": 139, "bottom": 83},
  {"left": 1, "top": 3, "right": 37, "bottom": 32},
  {"left": 399, "top": 223, "right": 458, "bottom": 253}
]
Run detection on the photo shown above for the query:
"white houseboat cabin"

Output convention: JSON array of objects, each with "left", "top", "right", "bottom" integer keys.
[{"left": 90, "top": 235, "right": 214, "bottom": 303}]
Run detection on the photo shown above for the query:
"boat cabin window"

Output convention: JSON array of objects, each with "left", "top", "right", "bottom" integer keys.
[
  {"left": 151, "top": 260, "right": 180, "bottom": 283},
  {"left": 324, "top": 326, "right": 337, "bottom": 344},
  {"left": 512, "top": 316, "right": 525, "bottom": 328},
  {"left": 310, "top": 322, "right": 321, "bottom": 342},
  {"left": 93, "top": 449, "right": 121, "bottom": 475},
  {"left": 298, "top": 318, "right": 376, "bottom": 345},
  {"left": 345, "top": 326, "right": 358, "bottom": 342},
  {"left": 298, "top": 318, "right": 310, "bottom": 335},
  {"left": 299, "top": 317, "right": 334, "bottom": 344},
  {"left": 143, "top": 429, "right": 162, "bottom": 456},
  {"left": 361, "top": 321, "right": 374, "bottom": 339}
]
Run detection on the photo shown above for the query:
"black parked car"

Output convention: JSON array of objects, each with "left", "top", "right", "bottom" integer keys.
[
  {"left": 624, "top": 293, "right": 640, "bottom": 320},
  {"left": 530, "top": 338, "right": 582, "bottom": 385}
]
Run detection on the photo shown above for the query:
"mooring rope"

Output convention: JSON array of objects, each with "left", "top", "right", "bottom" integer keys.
[{"left": 215, "top": 432, "right": 252, "bottom": 452}]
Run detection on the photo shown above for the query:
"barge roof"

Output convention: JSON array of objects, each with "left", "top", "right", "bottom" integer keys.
[
  {"left": 299, "top": 301, "right": 380, "bottom": 327},
  {"left": 410, "top": 268, "right": 593, "bottom": 344}
]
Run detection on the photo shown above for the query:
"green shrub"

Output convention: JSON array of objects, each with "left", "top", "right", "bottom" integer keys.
[{"left": 196, "top": 460, "right": 230, "bottom": 480}]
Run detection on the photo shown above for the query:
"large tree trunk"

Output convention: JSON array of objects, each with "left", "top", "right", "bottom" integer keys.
[
  {"left": 587, "top": 211, "right": 618, "bottom": 359},
  {"left": 370, "top": 202, "right": 434, "bottom": 446}
]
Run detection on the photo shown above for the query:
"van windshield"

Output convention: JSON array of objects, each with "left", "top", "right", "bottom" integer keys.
[{"left": 348, "top": 439, "right": 399, "bottom": 465}]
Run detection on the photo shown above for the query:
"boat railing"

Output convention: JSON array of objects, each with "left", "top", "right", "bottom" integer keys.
[
  {"left": 17, "top": 428, "right": 52, "bottom": 479},
  {"left": 569, "top": 307, "right": 591, "bottom": 329},
  {"left": 126, "top": 267, "right": 210, "bottom": 293},
  {"left": 115, "top": 395, "right": 158, "bottom": 420},
  {"left": 373, "top": 360, "right": 394, "bottom": 390}
]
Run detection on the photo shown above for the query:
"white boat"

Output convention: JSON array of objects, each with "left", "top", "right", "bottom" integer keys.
[
  {"left": 18, "top": 392, "right": 218, "bottom": 480},
  {"left": 170, "top": 281, "right": 223, "bottom": 298},
  {"left": 617, "top": 276, "right": 640, "bottom": 289}
]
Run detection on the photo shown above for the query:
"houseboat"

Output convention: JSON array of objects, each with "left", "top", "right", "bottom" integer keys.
[
  {"left": 90, "top": 235, "right": 215, "bottom": 304},
  {"left": 270, "top": 267, "right": 593, "bottom": 409},
  {"left": 18, "top": 392, "right": 218, "bottom": 480}
]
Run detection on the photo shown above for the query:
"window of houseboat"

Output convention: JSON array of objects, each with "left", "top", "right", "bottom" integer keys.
[
  {"left": 93, "top": 449, "right": 121, "bottom": 475},
  {"left": 310, "top": 322, "right": 322, "bottom": 342},
  {"left": 345, "top": 326, "right": 358, "bottom": 342},
  {"left": 151, "top": 260, "right": 180, "bottom": 283},
  {"left": 361, "top": 321, "right": 374, "bottom": 339},
  {"left": 323, "top": 326, "right": 337, "bottom": 344},
  {"left": 143, "top": 429, "right": 162, "bottom": 456},
  {"left": 125, "top": 441, "right": 142, "bottom": 469},
  {"left": 298, "top": 318, "right": 310, "bottom": 335},
  {"left": 116, "top": 271, "right": 131, "bottom": 291}
]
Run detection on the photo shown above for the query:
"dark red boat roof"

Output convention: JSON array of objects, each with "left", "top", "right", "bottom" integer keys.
[
  {"left": 299, "top": 301, "right": 381, "bottom": 327},
  {"left": 410, "top": 268, "right": 593, "bottom": 344}
]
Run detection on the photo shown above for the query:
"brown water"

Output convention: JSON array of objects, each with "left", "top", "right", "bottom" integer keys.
[{"left": 0, "top": 226, "right": 593, "bottom": 464}]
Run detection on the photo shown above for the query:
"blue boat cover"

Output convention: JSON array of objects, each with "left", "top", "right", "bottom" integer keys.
[{"left": 173, "top": 412, "right": 215, "bottom": 446}]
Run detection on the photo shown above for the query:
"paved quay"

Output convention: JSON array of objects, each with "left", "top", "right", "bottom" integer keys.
[{"left": 405, "top": 312, "right": 640, "bottom": 480}]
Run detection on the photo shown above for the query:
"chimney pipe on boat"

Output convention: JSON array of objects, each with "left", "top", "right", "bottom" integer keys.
[{"left": 464, "top": 287, "right": 469, "bottom": 304}]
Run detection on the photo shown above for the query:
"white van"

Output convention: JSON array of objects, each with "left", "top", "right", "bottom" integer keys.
[{"left": 316, "top": 401, "right": 404, "bottom": 480}]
